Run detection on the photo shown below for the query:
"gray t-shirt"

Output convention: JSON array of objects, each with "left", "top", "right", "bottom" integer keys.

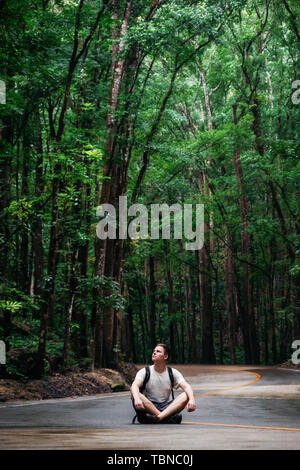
[{"left": 135, "top": 365, "right": 184, "bottom": 403}]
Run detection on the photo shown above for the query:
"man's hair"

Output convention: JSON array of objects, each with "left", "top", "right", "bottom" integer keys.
[{"left": 155, "top": 343, "right": 170, "bottom": 356}]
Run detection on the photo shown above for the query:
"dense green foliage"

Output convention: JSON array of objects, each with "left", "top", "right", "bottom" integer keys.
[{"left": 0, "top": 0, "right": 299, "bottom": 377}]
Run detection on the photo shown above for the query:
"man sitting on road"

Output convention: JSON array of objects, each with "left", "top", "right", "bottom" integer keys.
[{"left": 130, "top": 343, "right": 196, "bottom": 424}]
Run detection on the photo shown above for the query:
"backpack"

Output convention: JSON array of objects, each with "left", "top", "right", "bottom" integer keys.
[{"left": 131, "top": 366, "right": 175, "bottom": 424}]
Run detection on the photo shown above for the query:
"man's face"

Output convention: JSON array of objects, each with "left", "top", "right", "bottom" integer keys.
[{"left": 152, "top": 345, "right": 167, "bottom": 362}]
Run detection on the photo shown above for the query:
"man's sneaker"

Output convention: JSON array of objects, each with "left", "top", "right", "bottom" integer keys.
[
  {"left": 145, "top": 414, "right": 159, "bottom": 424},
  {"left": 137, "top": 412, "right": 159, "bottom": 424},
  {"left": 162, "top": 413, "right": 182, "bottom": 424}
]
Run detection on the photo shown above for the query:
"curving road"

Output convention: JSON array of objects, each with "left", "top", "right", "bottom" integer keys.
[{"left": 0, "top": 365, "right": 299, "bottom": 450}]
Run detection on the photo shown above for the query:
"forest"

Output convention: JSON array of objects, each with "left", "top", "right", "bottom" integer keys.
[{"left": 0, "top": 0, "right": 299, "bottom": 380}]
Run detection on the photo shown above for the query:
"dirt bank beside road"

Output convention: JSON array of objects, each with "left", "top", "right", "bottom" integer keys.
[{"left": 0, "top": 362, "right": 137, "bottom": 402}]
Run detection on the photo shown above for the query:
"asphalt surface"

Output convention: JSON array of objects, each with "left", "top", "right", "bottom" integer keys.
[{"left": 0, "top": 365, "right": 299, "bottom": 450}]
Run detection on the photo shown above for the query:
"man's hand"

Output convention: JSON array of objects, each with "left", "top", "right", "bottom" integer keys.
[
  {"left": 187, "top": 399, "right": 196, "bottom": 412},
  {"left": 131, "top": 380, "right": 145, "bottom": 411},
  {"left": 179, "top": 380, "right": 196, "bottom": 413},
  {"left": 134, "top": 397, "right": 145, "bottom": 410}
]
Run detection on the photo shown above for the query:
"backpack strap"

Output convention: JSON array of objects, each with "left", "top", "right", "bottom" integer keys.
[
  {"left": 141, "top": 366, "right": 174, "bottom": 398},
  {"left": 132, "top": 415, "right": 138, "bottom": 424},
  {"left": 139, "top": 365, "right": 150, "bottom": 394},
  {"left": 168, "top": 366, "right": 175, "bottom": 400}
]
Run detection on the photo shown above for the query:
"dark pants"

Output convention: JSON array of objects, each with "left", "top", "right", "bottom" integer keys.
[
  {"left": 150, "top": 399, "right": 173, "bottom": 412},
  {"left": 133, "top": 398, "right": 178, "bottom": 424}
]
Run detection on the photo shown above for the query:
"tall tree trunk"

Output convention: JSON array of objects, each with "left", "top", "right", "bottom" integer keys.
[
  {"left": 73, "top": 176, "right": 92, "bottom": 360},
  {"left": 251, "top": 92, "right": 297, "bottom": 363},
  {"left": 148, "top": 255, "right": 157, "bottom": 349},
  {"left": 137, "top": 278, "right": 147, "bottom": 363},
  {"left": 19, "top": 131, "right": 30, "bottom": 292},
  {"left": 269, "top": 227, "right": 277, "bottom": 364},
  {"left": 189, "top": 266, "right": 198, "bottom": 362},
  {"left": 225, "top": 228, "right": 237, "bottom": 364},
  {"left": 36, "top": 0, "right": 107, "bottom": 377},
  {"left": 126, "top": 301, "right": 136, "bottom": 363},
  {"left": 62, "top": 247, "right": 79, "bottom": 367},
  {"left": 197, "top": 174, "right": 216, "bottom": 364},
  {"left": 197, "top": 66, "right": 216, "bottom": 364},
  {"left": 232, "top": 104, "right": 259, "bottom": 364},
  {"left": 36, "top": 159, "right": 61, "bottom": 375},
  {"left": 76, "top": 239, "right": 90, "bottom": 358},
  {"left": 32, "top": 109, "right": 44, "bottom": 299},
  {"left": 0, "top": 115, "right": 13, "bottom": 285},
  {"left": 166, "top": 261, "right": 176, "bottom": 362},
  {"left": 93, "top": 0, "right": 133, "bottom": 368},
  {"left": 183, "top": 264, "right": 192, "bottom": 363}
]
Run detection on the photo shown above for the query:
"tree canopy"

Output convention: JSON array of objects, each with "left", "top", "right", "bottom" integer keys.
[{"left": 0, "top": 0, "right": 299, "bottom": 378}]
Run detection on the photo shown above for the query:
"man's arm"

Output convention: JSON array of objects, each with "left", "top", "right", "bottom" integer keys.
[
  {"left": 178, "top": 379, "right": 196, "bottom": 412},
  {"left": 130, "top": 377, "right": 145, "bottom": 410}
]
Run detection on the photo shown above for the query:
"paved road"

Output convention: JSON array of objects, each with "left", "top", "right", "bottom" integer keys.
[{"left": 0, "top": 365, "right": 299, "bottom": 450}]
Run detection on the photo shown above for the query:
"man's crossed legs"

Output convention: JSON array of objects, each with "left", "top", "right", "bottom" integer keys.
[{"left": 133, "top": 391, "right": 189, "bottom": 424}]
